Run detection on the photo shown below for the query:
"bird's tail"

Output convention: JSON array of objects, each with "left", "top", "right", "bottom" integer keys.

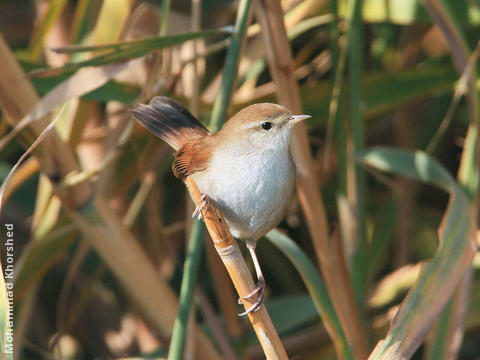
[{"left": 130, "top": 96, "right": 209, "bottom": 151}]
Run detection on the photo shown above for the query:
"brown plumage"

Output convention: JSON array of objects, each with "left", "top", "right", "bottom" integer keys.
[
  {"left": 172, "top": 141, "right": 212, "bottom": 178},
  {"left": 130, "top": 96, "right": 310, "bottom": 316}
]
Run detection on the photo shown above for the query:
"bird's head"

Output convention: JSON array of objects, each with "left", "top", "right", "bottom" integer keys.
[{"left": 220, "top": 103, "right": 310, "bottom": 151}]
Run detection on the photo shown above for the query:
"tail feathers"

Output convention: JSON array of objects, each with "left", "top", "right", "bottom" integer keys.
[{"left": 130, "top": 96, "right": 209, "bottom": 151}]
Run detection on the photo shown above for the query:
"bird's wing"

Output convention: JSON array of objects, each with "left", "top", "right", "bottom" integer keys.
[{"left": 173, "top": 140, "right": 213, "bottom": 179}]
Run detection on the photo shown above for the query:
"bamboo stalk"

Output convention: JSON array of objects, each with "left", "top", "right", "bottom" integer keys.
[
  {"left": 254, "top": 1, "right": 368, "bottom": 358},
  {"left": 205, "top": 238, "right": 244, "bottom": 338},
  {"left": 184, "top": 177, "right": 288, "bottom": 360}
]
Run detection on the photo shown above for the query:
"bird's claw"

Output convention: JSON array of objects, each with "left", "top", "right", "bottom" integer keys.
[
  {"left": 192, "top": 194, "right": 209, "bottom": 220},
  {"left": 237, "top": 279, "right": 265, "bottom": 316}
]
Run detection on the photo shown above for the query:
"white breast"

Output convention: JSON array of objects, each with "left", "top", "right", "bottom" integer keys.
[{"left": 191, "top": 143, "right": 295, "bottom": 240}]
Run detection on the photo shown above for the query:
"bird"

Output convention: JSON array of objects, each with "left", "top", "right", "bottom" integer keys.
[{"left": 130, "top": 96, "right": 310, "bottom": 315}]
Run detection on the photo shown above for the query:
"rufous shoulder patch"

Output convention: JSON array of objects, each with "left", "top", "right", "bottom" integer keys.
[{"left": 173, "top": 141, "right": 212, "bottom": 179}]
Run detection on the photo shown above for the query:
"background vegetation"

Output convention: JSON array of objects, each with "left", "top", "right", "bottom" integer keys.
[{"left": 0, "top": 0, "right": 479, "bottom": 359}]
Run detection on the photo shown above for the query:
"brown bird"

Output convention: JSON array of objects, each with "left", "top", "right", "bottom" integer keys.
[{"left": 131, "top": 96, "right": 310, "bottom": 315}]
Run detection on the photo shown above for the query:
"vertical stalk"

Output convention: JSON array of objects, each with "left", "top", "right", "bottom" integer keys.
[
  {"left": 168, "top": 221, "right": 205, "bottom": 360},
  {"left": 171, "top": 1, "right": 204, "bottom": 358},
  {"left": 326, "top": 0, "right": 347, "bottom": 193},
  {"left": 346, "top": 0, "right": 368, "bottom": 304},
  {"left": 160, "top": 0, "right": 171, "bottom": 36},
  {"left": 210, "top": 0, "right": 253, "bottom": 132}
]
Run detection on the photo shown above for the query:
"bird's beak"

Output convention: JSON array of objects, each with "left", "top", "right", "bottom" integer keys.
[{"left": 289, "top": 114, "right": 311, "bottom": 125}]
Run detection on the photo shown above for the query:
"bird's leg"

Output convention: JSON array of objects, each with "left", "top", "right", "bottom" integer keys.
[
  {"left": 238, "top": 239, "right": 265, "bottom": 316},
  {"left": 192, "top": 193, "right": 209, "bottom": 220}
]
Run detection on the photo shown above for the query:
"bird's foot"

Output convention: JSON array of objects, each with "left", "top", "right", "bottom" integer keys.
[
  {"left": 237, "top": 278, "right": 265, "bottom": 316},
  {"left": 192, "top": 193, "right": 209, "bottom": 220}
]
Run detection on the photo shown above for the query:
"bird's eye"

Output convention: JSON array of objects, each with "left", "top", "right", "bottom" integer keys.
[{"left": 261, "top": 122, "right": 272, "bottom": 130}]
